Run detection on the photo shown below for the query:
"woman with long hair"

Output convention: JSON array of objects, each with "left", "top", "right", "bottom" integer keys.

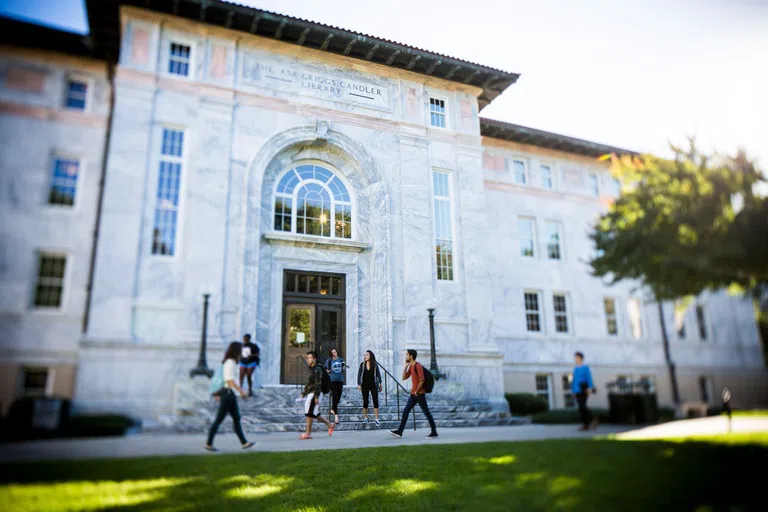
[
  {"left": 205, "top": 341, "right": 256, "bottom": 452},
  {"left": 357, "top": 350, "right": 383, "bottom": 426},
  {"left": 324, "top": 347, "right": 346, "bottom": 425}
]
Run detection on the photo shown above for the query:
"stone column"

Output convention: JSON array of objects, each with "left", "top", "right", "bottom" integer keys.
[{"left": 85, "top": 82, "right": 156, "bottom": 341}]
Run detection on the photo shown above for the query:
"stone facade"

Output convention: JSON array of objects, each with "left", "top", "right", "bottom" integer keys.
[{"left": 0, "top": 6, "right": 765, "bottom": 421}]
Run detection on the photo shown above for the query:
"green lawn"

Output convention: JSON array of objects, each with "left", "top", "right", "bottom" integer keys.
[{"left": 2, "top": 437, "right": 766, "bottom": 511}]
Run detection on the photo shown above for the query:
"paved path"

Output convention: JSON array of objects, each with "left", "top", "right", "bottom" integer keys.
[
  {"left": 615, "top": 415, "right": 768, "bottom": 440},
  {"left": 0, "top": 424, "right": 632, "bottom": 463}
]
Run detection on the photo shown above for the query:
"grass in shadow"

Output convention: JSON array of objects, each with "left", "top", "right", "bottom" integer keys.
[{"left": 1, "top": 438, "right": 766, "bottom": 511}]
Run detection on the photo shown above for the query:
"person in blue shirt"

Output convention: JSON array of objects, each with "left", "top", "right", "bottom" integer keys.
[
  {"left": 572, "top": 351, "right": 598, "bottom": 431},
  {"left": 324, "top": 348, "right": 347, "bottom": 425}
]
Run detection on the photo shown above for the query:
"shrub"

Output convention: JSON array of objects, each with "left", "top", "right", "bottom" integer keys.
[
  {"left": 505, "top": 393, "right": 549, "bottom": 415},
  {"left": 61, "top": 415, "right": 139, "bottom": 438}
]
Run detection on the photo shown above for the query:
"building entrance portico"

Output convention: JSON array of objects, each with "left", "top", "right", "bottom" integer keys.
[{"left": 281, "top": 270, "right": 346, "bottom": 384}]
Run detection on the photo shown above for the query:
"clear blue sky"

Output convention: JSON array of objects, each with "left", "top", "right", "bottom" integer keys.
[{"left": 1, "top": 0, "right": 766, "bottom": 168}]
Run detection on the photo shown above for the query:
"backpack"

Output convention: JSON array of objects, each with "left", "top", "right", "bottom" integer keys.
[
  {"left": 209, "top": 364, "right": 225, "bottom": 396},
  {"left": 321, "top": 368, "right": 331, "bottom": 395},
  {"left": 421, "top": 365, "right": 435, "bottom": 394}
]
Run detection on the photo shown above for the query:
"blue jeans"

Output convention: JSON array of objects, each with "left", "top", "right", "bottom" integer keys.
[
  {"left": 396, "top": 394, "right": 437, "bottom": 434},
  {"left": 206, "top": 389, "right": 247, "bottom": 446}
]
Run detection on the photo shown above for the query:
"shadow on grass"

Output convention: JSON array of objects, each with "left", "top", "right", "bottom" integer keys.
[{"left": 1, "top": 438, "right": 766, "bottom": 511}]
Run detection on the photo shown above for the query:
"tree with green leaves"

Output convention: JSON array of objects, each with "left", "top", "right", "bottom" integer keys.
[{"left": 588, "top": 140, "right": 768, "bottom": 404}]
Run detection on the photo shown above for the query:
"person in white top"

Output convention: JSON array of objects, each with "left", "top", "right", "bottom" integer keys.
[{"left": 205, "top": 341, "right": 256, "bottom": 452}]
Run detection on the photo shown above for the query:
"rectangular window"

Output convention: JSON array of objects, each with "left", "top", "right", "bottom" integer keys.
[
  {"left": 23, "top": 367, "right": 49, "bottom": 397},
  {"left": 696, "top": 305, "right": 707, "bottom": 340},
  {"left": 675, "top": 303, "right": 686, "bottom": 339},
  {"left": 699, "top": 376, "right": 712, "bottom": 403},
  {"left": 510, "top": 159, "right": 527, "bottom": 184},
  {"left": 429, "top": 97, "right": 446, "bottom": 128},
  {"left": 518, "top": 217, "right": 535, "bottom": 258},
  {"left": 589, "top": 173, "right": 599, "bottom": 196},
  {"left": 152, "top": 128, "right": 184, "bottom": 256},
  {"left": 604, "top": 297, "right": 618, "bottom": 335},
  {"left": 540, "top": 164, "right": 553, "bottom": 189},
  {"left": 48, "top": 157, "right": 79, "bottom": 206},
  {"left": 168, "top": 42, "right": 192, "bottom": 76},
  {"left": 545, "top": 221, "right": 562, "bottom": 260},
  {"left": 524, "top": 291, "right": 541, "bottom": 332},
  {"left": 64, "top": 79, "right": 87, "bottom": 110},
  {"left": 535, "top": 374, "right": 553, "bottom": 409},
  {"left": 433, "top": 171, "right": 453, "bottom": 281},
  {"left": 553, "top": 293, "right": 569, "bottom": 333},
  {"left": 628, "top": 298, "right": 643, "bottom": 339},
  {"left": 34, "top": 254, "right": 66, "bottom": 308},
  {"left": 562, "top": 374, "right": 575, "bottom": 408},
  {"left": 611, "top": 177, "right": 621, "bottom": 197}
]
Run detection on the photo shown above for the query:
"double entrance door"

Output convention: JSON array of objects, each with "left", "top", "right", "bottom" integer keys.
[{"left": 282, "top": 270, "right": 346, "bottom": 384}]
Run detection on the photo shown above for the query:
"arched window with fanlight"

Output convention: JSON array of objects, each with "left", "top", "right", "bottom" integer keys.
[{"left": 274, "top": 163, "right": 353, "bottom": 239}]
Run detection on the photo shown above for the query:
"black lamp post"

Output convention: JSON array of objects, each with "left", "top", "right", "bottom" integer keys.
[
  {"left": 427, "top": 308, "right": 446, "bottom": 380},
  {"left": 190, "top": 293, "right": 214, "bottom": 378}
]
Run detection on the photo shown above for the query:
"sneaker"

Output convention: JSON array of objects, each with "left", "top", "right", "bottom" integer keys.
[
  {"left": 426, "top": 432, "right": 438, "bottom": 439},
  {"left": 362, "top": 418, "right": 368, "bottom": 424},
  {"left": 374, "top": 419, "right": 381, "bottom": 427},
  {"left": 204, "top": 445, "right": 218, "bottom": 452},
  {"left": 242, "top": 441, "right": 257, "bottom": 450},
  {"left": 388, "top": 430, "right": 402, "bottom": 439},
  {"left": 299, "top": 433, "right": 313, "bottom": 440},
  {"left": 328, "top": 425, "right": 334, "bottom": 436},
  {"left": 589, "top": 418, "right": 599, "bottom": 430}
]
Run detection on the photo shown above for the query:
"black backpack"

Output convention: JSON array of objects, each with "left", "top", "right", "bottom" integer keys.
[
  {"left": 421, "top": 365, "right": 435, "bottom": 393},
  {"left": 321, "top": 369, "right": 331, "bottom": 395}
]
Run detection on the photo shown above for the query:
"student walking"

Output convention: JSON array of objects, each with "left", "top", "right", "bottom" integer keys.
[
  {"left": 205, "top": 341, "right": 257, "bottom": 452},
  {"left": 300, "top": 350, "right": 335, "bottom": 440},
  {"left": 324, "top": 348, "right": 346, "bottom": 424},
  {"left": 572, "top": 351, "right": 599, "bottom": 431},
  {"left": 238, "top": 333, "right": 260, "bottom": 396},
  {"left": 389, "top": 349, "right": 438, "bottom": 439},
  {"left": 357, "top": 350, "right": 383, "bottom": 426}
]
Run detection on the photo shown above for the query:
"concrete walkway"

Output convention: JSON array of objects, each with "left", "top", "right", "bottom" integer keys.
[
  {"left": 0, "top": 424, "right": 632, "bottom": 463},
  {"left": 615, "top": 415, "right": 768, "bottom": 440}
]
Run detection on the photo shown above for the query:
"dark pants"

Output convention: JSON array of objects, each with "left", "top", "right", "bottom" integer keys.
[
  {"left": 576, "top": 392, "right": 593, "bottom": 427},
  {"left": 396, "top": 394, "right": 437, "bottom": 435},
  {"left": 206, "top": 390, "right": 247, "bottom": 446},
  {"left": 361, "top": 382, "right": 379, "bottom": 410},
  {"left": 330, "top": 381, "right": 343, "bottom": 413}
]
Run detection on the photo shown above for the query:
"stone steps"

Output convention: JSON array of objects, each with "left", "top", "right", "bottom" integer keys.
[{"left": 160, "top": 379, "right": 519, "bottom": 434}]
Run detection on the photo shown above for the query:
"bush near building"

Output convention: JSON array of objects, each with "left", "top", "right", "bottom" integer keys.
[{"left": 505, "top": 393, "right": 549, "bottom": 415}]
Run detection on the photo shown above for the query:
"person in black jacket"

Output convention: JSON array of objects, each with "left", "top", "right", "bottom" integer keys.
[
  {"left": 238, "top": 333, "right": 260, "bottom": 396},
  {"left": 357, "top": 350, "right": 383, "bottom": 427}
]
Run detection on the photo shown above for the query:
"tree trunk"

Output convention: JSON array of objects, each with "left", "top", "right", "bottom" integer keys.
[{"left": 657, "top": 301, "right": 680, "bottom": 404}]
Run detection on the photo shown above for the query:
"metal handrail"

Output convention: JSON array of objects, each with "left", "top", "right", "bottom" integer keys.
[{"left": 376, "top": 362, "right": 417, "bottom": 431}]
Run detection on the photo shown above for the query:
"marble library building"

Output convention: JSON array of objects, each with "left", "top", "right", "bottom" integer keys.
[{"left": 1, "top": 0, "right": 766, "bottom": 421}]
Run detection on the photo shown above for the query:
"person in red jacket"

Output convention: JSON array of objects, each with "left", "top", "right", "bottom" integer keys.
[{"left": 389, "top": 349, "right": 438, "bottom": 439}]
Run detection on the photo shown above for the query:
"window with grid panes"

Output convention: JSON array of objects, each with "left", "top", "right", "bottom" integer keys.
[
  {"left": 429, "top": 97, "right": 446, "bottom": 128},
  {"left": 589, "top": 173, "right": 599, "bottom": 196},
  {"left": 562, "top": 374, "right": 575, "bottom": 408},
  {"left": 535, "top": 374, "right": 552, "bottom": 408},
  {"left": 518, "top": 217, "right": 535, "bottom": 257},
  {"left": 510, "top": 159, "right": 527, "bottom": 184},
  {"left": 34, "top": 255, "right": 66, "bottom": 308},
  {"left": 48, "top": 158, "right": 79, "bottom": 206},
  {"left": 604, "top": 297, "right": 618, "bottom": 335},
  {"left": 524, "top": 292, "right": 541, "bottom": 332},
  {"left": 23, "top": 368, "right": 48, "bottom": 396},
  {"left": 553, "top": 294, "right": 569, "bottom": 333},
  {"left": 152, "top": 128, "right": 184, "bottom": 256},
  {"left": 540, "top": 164, "right": 553, "bottom": 189},
  {"left": 433, "top": 170, "right": 454, "bottom": 280},
  {"left": 628, "top": 298, "right": 643, "bottom": 339},
  {"left": 64, "top": 79, "right": 87, "bottom": 110},
  {"left": 696, "top": 305, "right": 707, "bottom": 340},
  {"left": 168, "top": 42, "right": 191, "bottom": 76},
  {"left": 274, "top": 164, "right": 352, "bottom": 239},
  {"left": 546, "top": 221, "right": 562, "bottom": 260}
]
